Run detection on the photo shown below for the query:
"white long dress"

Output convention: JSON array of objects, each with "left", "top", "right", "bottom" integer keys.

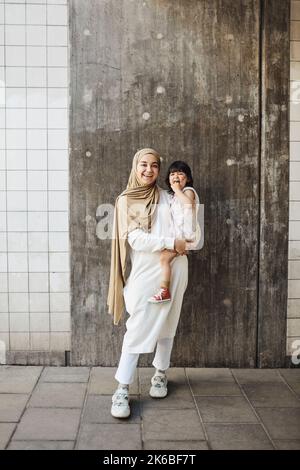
[{"left": 122, "top": 187, "right": 188, "bottom": 354}]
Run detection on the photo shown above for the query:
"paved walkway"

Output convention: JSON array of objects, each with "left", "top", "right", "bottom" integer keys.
[{"left": 0, "top": 366, "right": 299, "bottom": 450}]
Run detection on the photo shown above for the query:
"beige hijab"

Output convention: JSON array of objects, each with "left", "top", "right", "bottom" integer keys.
[{"left": 107, "top": 148, "right": 161, "bottom": 325}]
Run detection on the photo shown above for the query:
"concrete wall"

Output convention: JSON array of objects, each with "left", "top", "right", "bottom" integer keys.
[{"left": 70, "top": 0, "right": 289, "bottom": 367}]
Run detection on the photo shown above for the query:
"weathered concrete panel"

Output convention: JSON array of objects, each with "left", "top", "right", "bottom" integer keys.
[
  {"left": 70, "top": 0, "right": 289, "bottom": 366},
  {"left": 257, "top": 0, "right": 290, "bottom": 367}
]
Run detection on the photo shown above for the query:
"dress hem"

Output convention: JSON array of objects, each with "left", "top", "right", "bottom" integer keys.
[{"left": 122, "top": 336, "right": 175, "bottom": 355}]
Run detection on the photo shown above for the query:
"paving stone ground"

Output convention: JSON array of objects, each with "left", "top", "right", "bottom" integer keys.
[{"left": 0, "top": 366, "right": 299, "bottom": 450}]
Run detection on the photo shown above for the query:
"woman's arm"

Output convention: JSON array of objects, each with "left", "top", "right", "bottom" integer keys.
[
  {"left": 128, "top": 228, "right": 175, "bottom": 252},
  {"left": 128, "top": 230, "right": 186, "bottom": 255}
]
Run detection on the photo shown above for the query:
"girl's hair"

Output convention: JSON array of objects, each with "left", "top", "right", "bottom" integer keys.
[{"left": 165, "top": 160, "right": 194, "bottom": 193}]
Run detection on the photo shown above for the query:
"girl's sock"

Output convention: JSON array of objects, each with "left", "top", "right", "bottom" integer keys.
[{"left": 160, "top": 281, "right": 170, "bottom": 289}]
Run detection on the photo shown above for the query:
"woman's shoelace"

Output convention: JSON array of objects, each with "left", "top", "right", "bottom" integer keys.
[{"left": 113, "top": 392, "right": 129, "bottom": 405}]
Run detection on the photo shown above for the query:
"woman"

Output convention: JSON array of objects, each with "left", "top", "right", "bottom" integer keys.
[{"left": 107, "top": 148, "right": 187, "bottom": 418}]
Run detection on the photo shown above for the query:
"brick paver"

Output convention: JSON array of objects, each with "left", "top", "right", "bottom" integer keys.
[{"left": 0, "top": 366, "right": 299, "bottom": 450}]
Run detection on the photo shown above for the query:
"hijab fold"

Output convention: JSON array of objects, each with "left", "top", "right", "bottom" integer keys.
[{"left": 107, "top": 148, "right": 160, "bottom": 325}]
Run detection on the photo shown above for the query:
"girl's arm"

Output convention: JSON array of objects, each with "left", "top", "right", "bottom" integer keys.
[{"left": 171, "top": 185, "right": 195, "bottom": 207}]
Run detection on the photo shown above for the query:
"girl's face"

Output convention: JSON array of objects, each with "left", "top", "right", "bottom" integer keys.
[
  {"left": 136, "top": 153, "right": 160, "bottom": 185},
  {"left": 169, "top": 170, "right": 188, "bottom": 190}
]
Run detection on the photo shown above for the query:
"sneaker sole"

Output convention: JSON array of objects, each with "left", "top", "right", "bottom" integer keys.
[
  {"left": 111, "top": 408, "right": 131, "bottom": 419},
  {"left": 147, "top": 299, "right": 171, "bottom": 303},
  {"left": 149, "top": 388, "right": 168, "bottom": 398}
]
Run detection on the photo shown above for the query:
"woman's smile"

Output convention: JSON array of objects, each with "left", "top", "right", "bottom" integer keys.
[{"left": 142, "top": 173, "right": 154, "bottom": 181}]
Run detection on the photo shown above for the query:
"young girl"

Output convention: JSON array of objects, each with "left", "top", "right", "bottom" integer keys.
[{"left": 148, "top": 161, "right": 200, "bottom": 303}]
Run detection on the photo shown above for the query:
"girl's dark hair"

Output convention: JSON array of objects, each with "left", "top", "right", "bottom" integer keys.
[{"left": 165, "top": 160, "right": 194, "bottom": 193}]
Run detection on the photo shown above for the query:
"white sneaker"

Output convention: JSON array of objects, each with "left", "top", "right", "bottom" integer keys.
[
  {"left": 149, "top": 372, "right": 168, "bottom": 398},
  {"left": 111, "top": 387, "right": 130, "bottom": 418}
]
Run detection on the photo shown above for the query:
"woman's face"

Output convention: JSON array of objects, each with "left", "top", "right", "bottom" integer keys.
[
  {"left": 169, "top": 170, "right": 187, "bottom": 190},
  {"left": 136, "top": 153, "right": 160, "bottom": 185}
]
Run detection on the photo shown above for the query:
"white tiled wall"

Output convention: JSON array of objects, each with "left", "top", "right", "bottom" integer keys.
[
  {"left": 0, "top": 0, "right": 70, "bottom": 357},
  {"left": 288, "top": 0, "right": 300, "bottom": 356}
]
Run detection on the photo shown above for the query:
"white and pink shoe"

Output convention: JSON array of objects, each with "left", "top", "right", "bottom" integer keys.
[{"left": 148, "top": 287, "right": 171, "bottom": 303}]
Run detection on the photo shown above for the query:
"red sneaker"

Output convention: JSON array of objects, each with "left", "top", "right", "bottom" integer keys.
[{"left": 148, "top": 287, "right": 171, "bottom": 303}]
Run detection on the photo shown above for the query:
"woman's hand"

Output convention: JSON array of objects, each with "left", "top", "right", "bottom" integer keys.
[{"left": 174, "top": 239, "right": 186, "bottom": 255}]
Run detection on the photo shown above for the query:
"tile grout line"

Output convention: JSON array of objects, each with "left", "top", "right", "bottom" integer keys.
[
  {"left": 25, "top": 0, "right": 31, "bottom": 354},
  {"left": 3, "top": 0, "right": 10, "bottom": 354},
  {"left": 277, "top": 369, "right": 300, "bottom": 402},
  {"left": 46, "top": 0, "right": 51, "bottom": 354},
  {"left": 73, "top": 366, "right": 92, "bottom": 450},
  {"left": 184, "top": 368, "right": 211, "bottom": 450},
  {"left": 229, "top": 369, "right": 278, "bottom": 450},
  {"left": 4, "top": 365, "right": 44, "bottom": 449}
]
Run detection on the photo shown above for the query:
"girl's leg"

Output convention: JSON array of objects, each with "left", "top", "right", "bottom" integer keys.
[
  {"left": 148, "top": 251, "right": 177, "bottom": 303},
  {"left": 160, "top": 258, "right": 171, "bottom": 289},
  {"left": 152, "top": 337, "right": 174, "bottom": 371},
  {"left": 114, "top": 350, "right": 140, "bottom": 385},
  {"left": 160, "top": 250, "right": 177, "bottom": 289}
]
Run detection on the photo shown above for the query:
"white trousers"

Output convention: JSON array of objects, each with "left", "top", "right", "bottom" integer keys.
[{"left": 115, "top": 337, "right": 174, "bottom": 385}]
